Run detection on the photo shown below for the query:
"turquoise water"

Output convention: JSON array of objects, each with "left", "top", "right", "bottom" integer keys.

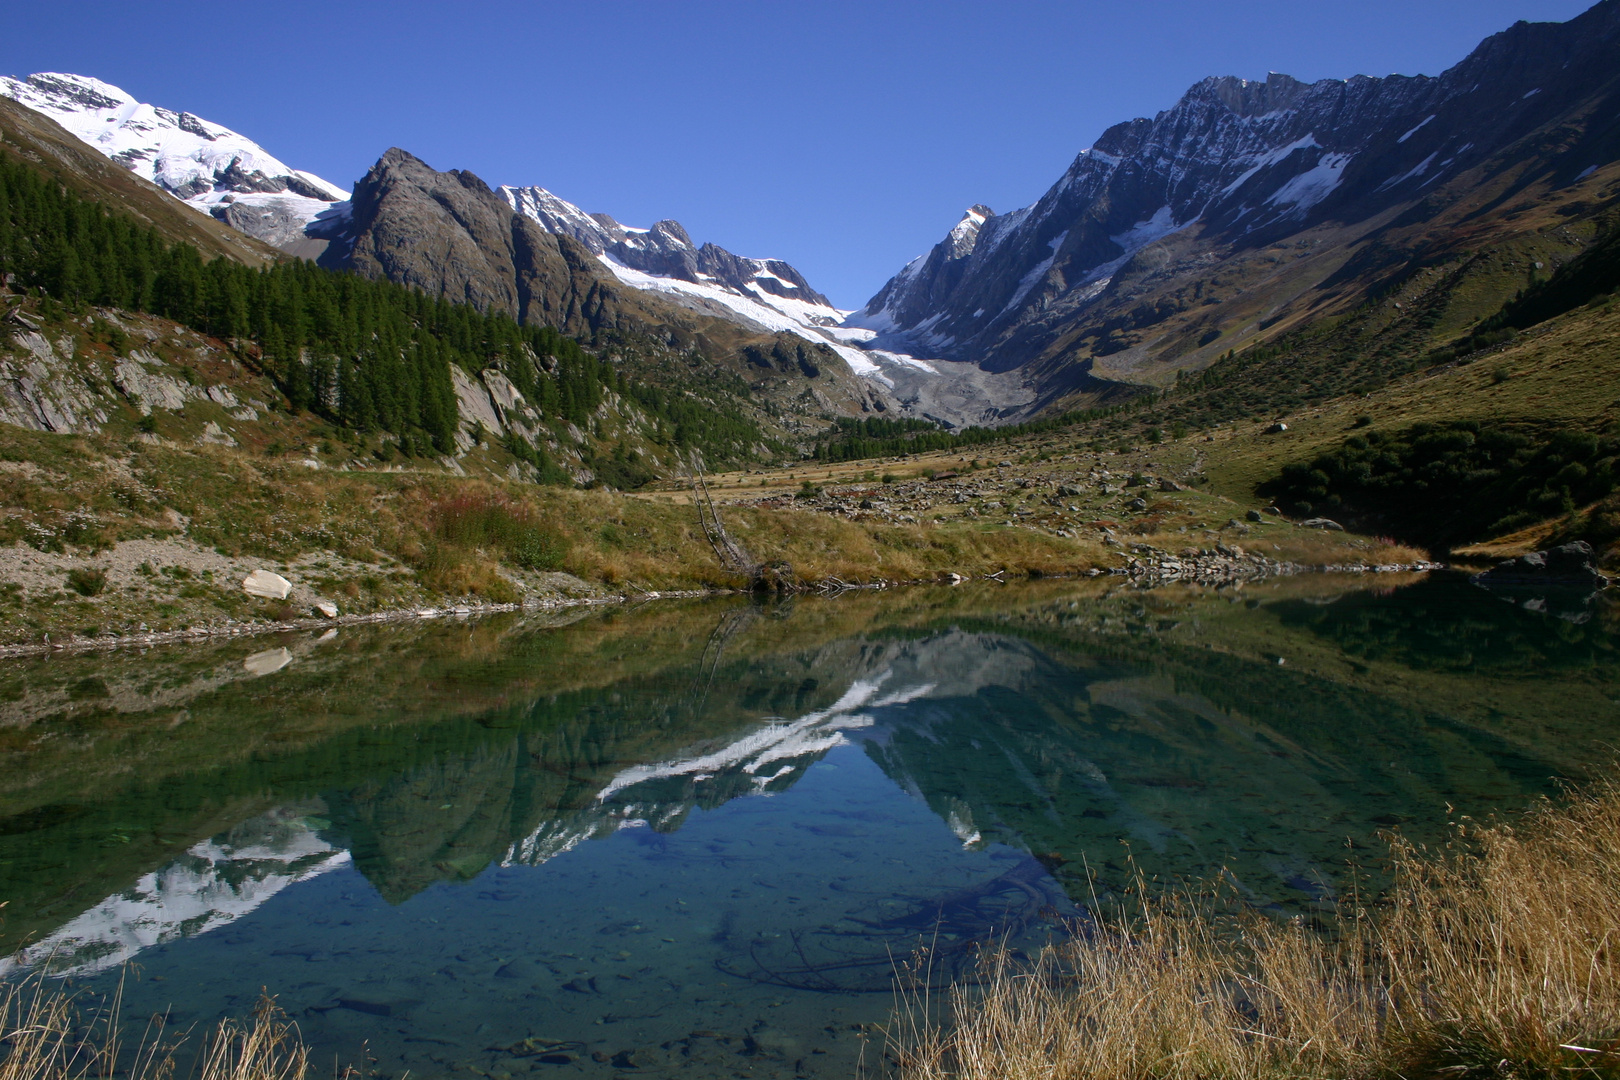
[{"left": 1, "top": 574, "right": 1616, "bottom": 1079}]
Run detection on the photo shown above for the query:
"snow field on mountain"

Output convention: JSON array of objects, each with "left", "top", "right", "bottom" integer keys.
[{"left": 0, "top": 73, "right": 348, "bottom": 238}]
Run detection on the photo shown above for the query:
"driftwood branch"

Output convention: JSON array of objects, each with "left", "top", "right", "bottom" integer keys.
[{"left": 683, "top": 451, "right": 760, "bottom": 581}]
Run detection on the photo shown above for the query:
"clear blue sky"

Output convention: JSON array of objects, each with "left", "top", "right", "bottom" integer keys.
[{"left": 1, "top": 0, "right": 1596, "bottom": 308}]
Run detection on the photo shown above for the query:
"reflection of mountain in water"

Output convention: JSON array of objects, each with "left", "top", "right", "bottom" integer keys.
[
  {"left": 1, "top": 807, "right": 346, "bottom": 977},
  {"left": 507, "top": 672, "right": 937, "bottom": 866},
  {"left": 6, "top": 580, "right": 1609, "bottom": 970}
]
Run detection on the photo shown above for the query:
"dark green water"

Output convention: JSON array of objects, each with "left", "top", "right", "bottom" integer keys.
[{"left": 1, "top": 573, "right": 1616, "bottom": 1079}]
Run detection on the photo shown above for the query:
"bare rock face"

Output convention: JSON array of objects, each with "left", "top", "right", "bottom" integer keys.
[
  {"left": 114, "top": 351, "right": 195, "bottom": 414},
  {"left": 326, "top": 150, "right": 770, "bottom": 344},
  {"left": 326, "top": 147, "right": 682, "bottom": 340},
  {"left": 0, "top": 330, "right": 110, "bottom": 433},
  {"left": 332, "top": 148, "right": 528, "bottom": 316}
]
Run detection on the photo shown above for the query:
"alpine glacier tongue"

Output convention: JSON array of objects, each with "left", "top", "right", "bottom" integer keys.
[{"left": 0, "top": 72, "right": 350, "bottom": 256}]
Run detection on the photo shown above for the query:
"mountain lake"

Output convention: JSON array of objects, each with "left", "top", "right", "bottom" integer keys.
[{"left": 2, "top": 572, "right": 1616, "bottom": 1079}]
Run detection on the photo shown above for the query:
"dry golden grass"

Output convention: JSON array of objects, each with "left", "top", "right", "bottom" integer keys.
[
  {"left": 0, "top": 977, "right": 310, "bottom": 1080},
  {"left": 892, "top": 776, "right": 1620, "bottom": 1080}
]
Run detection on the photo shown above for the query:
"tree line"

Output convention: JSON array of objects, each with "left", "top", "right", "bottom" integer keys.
[{"left": 0, "top": 149, "right": 765, "bottom": 475}]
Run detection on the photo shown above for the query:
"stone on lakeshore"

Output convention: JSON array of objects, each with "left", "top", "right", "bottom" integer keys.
[
  {"left": 1475, "top": 541, "right": 1609, "bottom": 588},
  {"left": 314, "top": 600, "right": 339, "bottom": 618},
  {"left": 242, "top": 568, "right": 292, "bottom": 599}
]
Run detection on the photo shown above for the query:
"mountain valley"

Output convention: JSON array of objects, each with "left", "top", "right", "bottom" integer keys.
[{"left": 0, "top": 2, "right": 1616, "bottom": 638}]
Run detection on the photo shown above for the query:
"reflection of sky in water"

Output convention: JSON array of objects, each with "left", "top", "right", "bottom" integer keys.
[{"left": 2, "top": 577, "right": 1612, "bottom": 1079}]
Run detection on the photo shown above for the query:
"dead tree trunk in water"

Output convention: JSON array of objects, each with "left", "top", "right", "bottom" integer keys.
[{"left": 684, "top": 452, "right": 760, "bottom": 582}]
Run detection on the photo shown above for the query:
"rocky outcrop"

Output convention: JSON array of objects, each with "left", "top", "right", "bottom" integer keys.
[
  {"left": 1474, "top": 541, "right": 1611, "bottom": 589},
  {"left": 0, "top": 329, "right": 111, "bottom": 433}
]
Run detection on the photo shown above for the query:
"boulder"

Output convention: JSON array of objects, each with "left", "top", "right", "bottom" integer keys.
[
  {"left": 1246, "top": 509, "right": 1264, "bottom": 522},
  {"left": 242, "top": 568, "right": 293, "bottom": 600},
  {"left": 314, "top": 600, "right": 339, "bottom": 618},
  {"left": 1474, "top": 541, "right": 1609, "bottom": 588},
  {"left": 1128, "top": 497, "right": 1148, "bottom": 511},
  {"left": 1300, "top": 518, "right": 1345, "bottom": 531},
  {"left": 1264, "top": 422, "right": 1289, "bottom": 434},
  {"left": 1159, "top": 478, "right": 1183, "bottom": 492}
]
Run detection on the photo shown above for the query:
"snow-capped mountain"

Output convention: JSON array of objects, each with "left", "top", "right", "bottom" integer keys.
[
  {"left": 0, "top": 72, "right": 939, "bottom": 402},
  {"left": 496, "top": 184, "right": 935, "bottom": 386},
  {"left": 0, "top": 73, "right": 350, "bottom": 256},
  {"left": 853, "top": 0, "right": 1620, "bottom": 394}
]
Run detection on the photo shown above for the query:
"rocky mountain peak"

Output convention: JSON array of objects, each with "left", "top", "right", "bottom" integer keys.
[
  {"left": 946, "top": 206, "right": 995, "bottom": 259},
  {"left": 1194, "top": 72, "right": 1313, "bottom": 118},
  {"left": 852, "top": 0, "right": 1620, "bottom": 400},
  {"left": 497, "top": 183, "right": 834, "bottom": 310}
]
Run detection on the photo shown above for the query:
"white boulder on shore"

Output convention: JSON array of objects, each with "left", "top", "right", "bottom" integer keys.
[{"left": 241, "top": 569, "right": 292, "bottom": 600}]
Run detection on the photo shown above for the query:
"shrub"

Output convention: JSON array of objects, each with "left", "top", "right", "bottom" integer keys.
[
  {"left": 433, "top": 492, "right": 566, "bottom": 571},
  {"left": 512, "top": 529, "right": 565, "bottom": 571},
  {"left": 1261, "top": 420, "right": 1619, "bottom": 546},
  {"left": 65, "top": 567, "right": 106, "bottom": 596}
]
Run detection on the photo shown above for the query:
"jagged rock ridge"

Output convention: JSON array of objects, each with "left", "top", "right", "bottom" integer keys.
[{"left": 854, "top": 0, "right": 1620, "bottom": 401}]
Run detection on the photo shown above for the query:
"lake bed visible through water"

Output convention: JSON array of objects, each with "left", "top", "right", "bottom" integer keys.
[{"left": 2, "top": 573, "right": 1616, "bottom": 1079}]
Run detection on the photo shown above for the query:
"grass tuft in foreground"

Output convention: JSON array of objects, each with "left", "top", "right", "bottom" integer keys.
[
  {"left": 891, "top": 776, "right": 1620, "bottom": 1080},
  {"left": 0, "top": 978, "right": 310, "bottom": 1080}
]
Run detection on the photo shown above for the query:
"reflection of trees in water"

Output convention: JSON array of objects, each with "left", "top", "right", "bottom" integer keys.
[
  {"left": 858, "top": 621, "right": 1580, "bottom": 912},
  {"left": 1270, "top": 575, "right": 1620, "bottom": 674},
  {"left": 5, "top": 582, "right": 1605, "bottom": 957}
]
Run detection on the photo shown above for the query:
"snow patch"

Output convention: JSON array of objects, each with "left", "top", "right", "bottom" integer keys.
[
  {"left": 1397, "top": 115, "right": 1435, "bottom": 143},
  {"left": 1266, "top": 153, "right": 1352, "bottom": 211},
  {"left": 1221, "top": 135, "right": 1321, "bottom": 195},
  {"left": 1379, "top": 152, "right": 1438, "bottom": 190}
]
